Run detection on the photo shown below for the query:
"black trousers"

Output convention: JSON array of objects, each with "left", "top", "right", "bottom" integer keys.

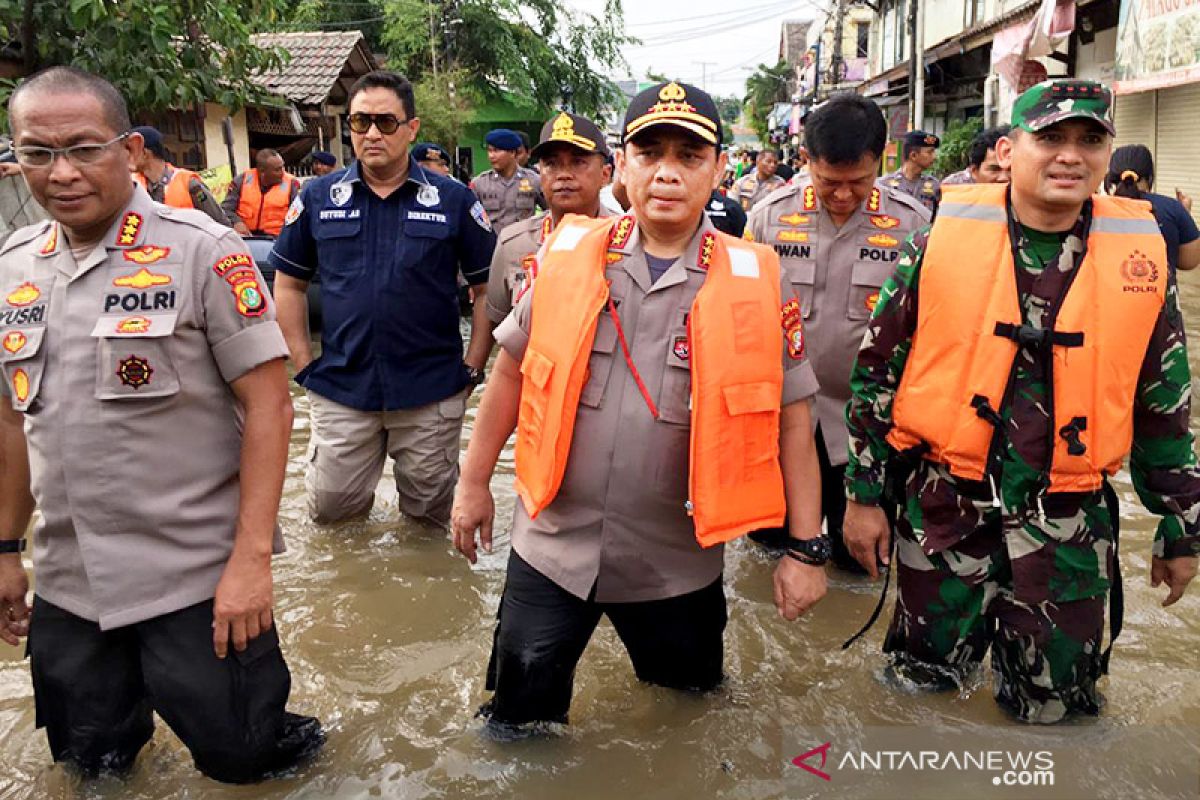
[
  {"left": 27, "top": 596, "right": 323, "bottom": 783},
  {"left": 482, "top": 550, "right": 727, "bottom": 726},
  {"left": 748, "top": 425, "right": 863, "bottom": 571}
]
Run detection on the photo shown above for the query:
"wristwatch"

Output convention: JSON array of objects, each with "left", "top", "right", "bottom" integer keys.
[
  {"left": 465, "top": 365, "right": 485, "bottom": 387},
  {"left": 784, "top": 534, "right": 831, "bottom": 566},
  {"left": 0, "top": 539, "right": 26, "bottom": 554}
]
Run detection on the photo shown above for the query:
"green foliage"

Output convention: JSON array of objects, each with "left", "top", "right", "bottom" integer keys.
[
  {"left": 0, "top": 0, "right": 291, "bottom": 129},
  {"left": 412, "top": 68, "right": 475, "bottom": 153},
  {"left": 743, "top": 60, "right": 790, "bottom": 145},
  {"left": 379, "top": 0, "right": 635, "bottom": 121},
  {"left": 280, "top": 0, "right": 388, "bottom": 53},
  {"left": 933, "top": 116, "right": 983, "bottom": 177}
]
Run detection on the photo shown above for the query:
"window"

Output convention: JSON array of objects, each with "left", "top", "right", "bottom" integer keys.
[
  {"left": 857, "top": 22, "right": 870, "bottom": 58},
  {"left": 965, "top": 0, "right": 986, "bottom": 27}
]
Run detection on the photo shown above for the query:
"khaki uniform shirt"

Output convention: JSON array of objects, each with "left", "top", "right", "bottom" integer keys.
[
  {"left": 882, "top": 168, "right": 941, "bottom": 214},
  {"left": 485, "top": 208, "right": 615, "bottom": 325},
  {"left": 748, "top": 179, "right": 929, "bottom": 466},
  {"left": 729, "top": 173, "right": 786, "bottom": 212},
  {"left": 0, "top": 187, "right": 288, "bottom": 629},
  {"left": 494, "top": 215, "right": 820, "bottom": 602},
  {"left": 470, "top": 166, "right": 542, "bottom": 233}
]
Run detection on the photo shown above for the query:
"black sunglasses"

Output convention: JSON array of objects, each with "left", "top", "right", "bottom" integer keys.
[{"left": 347, "top": 113, "right": 410, "bottom": 135}]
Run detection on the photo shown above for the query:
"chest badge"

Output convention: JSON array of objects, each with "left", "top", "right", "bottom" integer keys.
[
  {"left": 519, "top": 178, "right": 533, "bottom": 193},
  {"left": 122, "top": 245, "right": 171, "bottom": 265},
  {"left": 672, "top": 336, "right": 690, "bottom": 361},
  {"left": 866, "top": 233, "right": 899, "bottom": 247},
  {"left": 116, "top": 355, "right": 154, "bottom": 389},
  {"left": 869, "top": 215, "right": 900, "bottom": 230},
  {"left": 2, "top": 331, "right": 27, "bottom": 354},
  {"left": 6, "top": 282, "right": 40, "bottom": 307},
  {"left": 12, "top": 368, "right": 29, "bottom": 403},
  {"left": 116, "top": 316, "right": 152, "bottom": 334},
  {"left": 779, "top": 212, "right": 810, "bottom": 226},
  {"left": 330, "top": 182, "right": 353, "bottom": 208},
  {"left": 777, "top": 230, "right": 809, "bottom": 243},
  {"left": 417, "top": 184, "right": 440, "bottom": 207},
  {"left": 113, "top": 267, "right": 171, "bottom": 289},
  {"left": 865, "top": 291, "right": 880, "bottom": 313}
]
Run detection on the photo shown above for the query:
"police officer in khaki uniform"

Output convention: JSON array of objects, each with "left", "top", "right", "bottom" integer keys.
[
  {"left": 471, "top": 129, "right": 543, "bottom": 233},
  {"left": 728, "top": 148, "right": 786, "bottom": 212},
  {"left": 882, "top": 130, "right": 941, "bottom": 214},
  {"left": 748, "top": 95, "right": 930, "bottom": 570},
  {"left": 453, "top": 82, "right": 829, "bottom": 730},
  {"left": 485, "top": 111, "right": 614, "bottom": 325},
  {"left": 0, "top": 67, "right": 320, "bottom": 783}
]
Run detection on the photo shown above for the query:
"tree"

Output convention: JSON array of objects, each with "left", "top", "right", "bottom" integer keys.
[
  {"left": 933, "top": 116, "right": 983, "bottom": 177},
  {"left": 0, "top": 0, "right": 290, "bottom": 124},
  {"left": 743, "top": 60, "right": 791, "bottom": 145},
  {"left": 380, "top": 0, "right": 635, "bottom": 120},
  {"left": 411, "top": 68, "right": 475, "bottom": 154}
]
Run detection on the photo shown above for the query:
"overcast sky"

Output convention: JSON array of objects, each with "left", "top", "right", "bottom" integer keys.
[{"left": 564, "top": 0, "right": 826, "bottom": 98}]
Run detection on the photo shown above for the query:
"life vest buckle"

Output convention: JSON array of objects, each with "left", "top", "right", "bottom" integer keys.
[{"left": 1058, "top": 416, "right": 1088, "bottom": 457}]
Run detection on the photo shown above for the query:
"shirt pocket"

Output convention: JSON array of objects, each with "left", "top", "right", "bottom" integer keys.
[
  {"left": 579, "top": 311, "right": 618, "bottom": 409},
  {"left": 0, "top": 326, "right": 47, "bottom": 412},
  {"left": 91, "top": 313, "right": 181, "bottom": 400},
  {"left": 786, "top": 260, "right": 816, "bottom": 318},
  {"left": 401, "top": 219, "right": 451, "bottom": 273},
  {"left": 313, "top": 215, "right": 364, "bottom": 283},
  {"left": 516, "top": 189, "right": 538, "bottom": 213},
  {"left": 657, "top": 311, "right": 692, "bottom": 426},
  {"left": 847, "top": 260, "right": 893, "bottom": 322}
]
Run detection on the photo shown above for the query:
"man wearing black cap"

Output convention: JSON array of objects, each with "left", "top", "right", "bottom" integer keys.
[
  {"left": 471, "top": 128, "right": 542, "bottom": 233},
  {"left": 484, "top": 112, "right": 614, "bottom": 326},
  {"left": 452, "top": 82, "right": 827, "bottom": 731},
  {"left": 882, "top": 130, "right": 941, "bottom": 214},
  {"left": 131, "top": 125, "right": 230, "bottom": 226},
  {"left": 310, "top": 151, "right": 337, "bottom": 177}
]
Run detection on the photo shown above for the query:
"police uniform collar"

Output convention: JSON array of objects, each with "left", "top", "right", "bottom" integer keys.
[{"left": 681, "top": 214, "right": 722, "bottom": 274}]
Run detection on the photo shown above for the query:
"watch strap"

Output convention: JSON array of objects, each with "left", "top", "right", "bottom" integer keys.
[{"left": 0, "top": 539, "right": 26, "bottom": 554}]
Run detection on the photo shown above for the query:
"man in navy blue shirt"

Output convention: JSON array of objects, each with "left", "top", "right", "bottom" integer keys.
[{"left": 270, "top": 70, "right": 496, "bottom": 526}]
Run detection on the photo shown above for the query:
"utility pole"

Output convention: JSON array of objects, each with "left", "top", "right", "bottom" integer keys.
[
  {"left": 907, "top": 0, "right": 924, "bottom": 129},
  {"left": 428, "top": 0, "right": 439, "bottom": 78},
  {"left": 694, "top": 61, "right": 717, "bottom": 92},
  {"left": 830, "top": 0, "right": 848, "bottom": 88}
]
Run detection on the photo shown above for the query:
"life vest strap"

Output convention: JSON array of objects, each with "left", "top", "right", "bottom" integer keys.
[
  {"left": 993, "top": 322, "right": 1084, "bottom": 350},
  {"left": 606, "top": 293, "right": 660, "bottom": 420}
]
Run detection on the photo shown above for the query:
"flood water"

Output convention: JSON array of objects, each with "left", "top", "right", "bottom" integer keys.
[{"left": 2, "top": 283, "right": 1199, "bottom": 800}]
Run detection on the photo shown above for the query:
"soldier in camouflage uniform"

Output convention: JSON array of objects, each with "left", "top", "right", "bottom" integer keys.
[{"left": 843, "top": 80, "right": 1200, "bottom": 723}]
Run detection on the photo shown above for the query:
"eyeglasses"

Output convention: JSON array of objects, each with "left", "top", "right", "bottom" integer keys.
[
  {"left": 12, "top": 132, "right": 130, "bottom": 168},
  {"left": 347, "top": 113, "right": 410, "bottom": 135}
]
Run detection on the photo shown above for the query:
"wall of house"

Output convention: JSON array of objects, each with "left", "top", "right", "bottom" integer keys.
[
  {"left": 1075, "top": 26, "right": 1118, "bottom": 84},
  {"left": 203, "top": 104, "right": 251, "bottom": 175}
]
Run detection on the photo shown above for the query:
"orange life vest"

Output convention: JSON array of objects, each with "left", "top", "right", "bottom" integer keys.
[
  {"left": 887, "top": 183, "right": 1168, "bottom": 493},
  {"left": 236, "top": 169, "right": 298, "bottom": 236},
  {"left": 515, "top": 214, "right": 787, "bottom": 547},
  {"left": 134, "top": 165, "right": 198, "bottom": 209}
]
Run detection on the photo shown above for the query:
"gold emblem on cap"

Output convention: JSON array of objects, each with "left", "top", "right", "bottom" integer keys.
[
  {"left": 626, "top": 81, "right": 718, "bottom": 144},
  {"left": 548, "top": 111, "right": 596, "bottom": 152}
]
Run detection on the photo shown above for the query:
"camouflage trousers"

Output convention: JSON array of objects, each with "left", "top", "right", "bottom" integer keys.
[{"left": 882, "top": 475, "right": 1114, "bottom": 724}]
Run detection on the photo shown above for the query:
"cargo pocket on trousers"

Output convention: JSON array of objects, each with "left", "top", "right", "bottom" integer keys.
[
  {"left": 231, "top": 626, "right": 287, "bottom": 745},
  {"left": 438, "top": 388, "right": 468, "bottom": 466},
  {"left": 91, "top": 313, "right": 181, "bottom": 400}
]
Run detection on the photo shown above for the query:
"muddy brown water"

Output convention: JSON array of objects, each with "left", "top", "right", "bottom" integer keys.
[{"left": 2, "top": 286, "right": 1199, "bottom": 800}]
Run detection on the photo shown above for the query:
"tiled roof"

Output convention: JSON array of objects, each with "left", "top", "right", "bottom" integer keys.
[{"left": 251, "top": 31, "right": 377, "bottom": 105}]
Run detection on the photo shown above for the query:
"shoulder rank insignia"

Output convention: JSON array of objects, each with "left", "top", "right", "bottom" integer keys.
[
  {"left": 113, "top": 267, "right": 171, "bottom": 289},
  {"left": 869, "top": 215, "right": 900, "bottom": 230},
  {"left": 609, "top": 215, "right": 635, "bottom": 249},
  {"left": 867, "top": 233, "right": 899, "bottom": 247},
  {"left": 866, "top": 187, "right": 882, "bottom": 213},
  {"left": 540, "top": 215, "right": 554, "bottom": 244},
  {"left": 801, "top": 185, "right": 817, "bottom": 212},
  {"left": 698, "top": 231, "right": 717, "bottom": 270},
  {"left": 779, "top": 212, "right": 810, "bottom": 227},
  {"left": 115, "top": 212, "right": 143, "bottom": 247},
  {"left": 521, "top": 254, "right": 537, "bottom": 276},
  {"left": 742, "top": 228, "right": 755, "bottom": 242},
  {"left": 6, "top": 282, "right": 40, "bottom": 307},
  {"left": 122, "top": 245, "right": 171, "bottom": 265}
]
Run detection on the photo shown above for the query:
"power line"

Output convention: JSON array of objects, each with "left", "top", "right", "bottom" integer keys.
[
  {"left": 627, "top": 0, "right": 798, "bottom": 28},
  {"left": 627, "top": 1, "right": 828, "bottom": 49}
]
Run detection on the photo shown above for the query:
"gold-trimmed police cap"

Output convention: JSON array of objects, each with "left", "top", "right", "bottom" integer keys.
[
  {"left": 529, "top": 111, "right": 609, "bottom": 159},
  {"left": 622, "top": 81, "right": 722, "bottom": 146}
]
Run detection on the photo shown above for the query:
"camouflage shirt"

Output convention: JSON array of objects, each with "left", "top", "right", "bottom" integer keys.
[{"left": 845, "top": 202, "right": 1200, "bottom": 563}]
